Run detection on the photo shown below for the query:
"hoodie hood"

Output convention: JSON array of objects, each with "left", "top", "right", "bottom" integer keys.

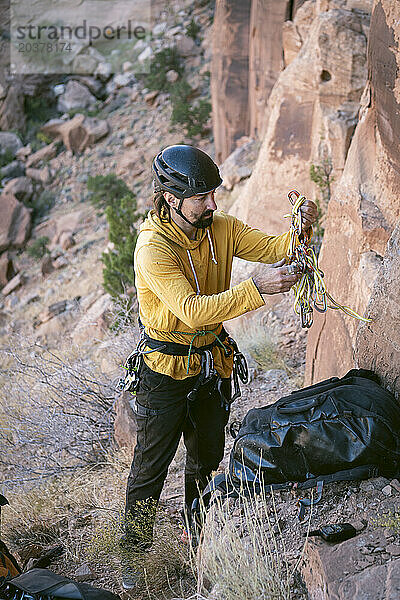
[
  {"left": 139, "top": 209, "right": 218, "bottom": 295},
  {"left": 141, "top": 209, "right": 209, "bottom": 250}
]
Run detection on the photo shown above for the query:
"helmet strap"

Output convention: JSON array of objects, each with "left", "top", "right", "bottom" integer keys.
[{"left": 171, "top": 198, "right": 198, "bottom": 227}]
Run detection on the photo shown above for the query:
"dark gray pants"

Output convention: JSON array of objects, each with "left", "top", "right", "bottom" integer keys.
[{"left": 125, "top": 360, "right": 231, "bottom": 543}]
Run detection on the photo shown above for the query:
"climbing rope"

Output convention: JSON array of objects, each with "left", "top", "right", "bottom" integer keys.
[
  {"left": 171, "top": 326, "right": 230, "bottom": 374},
  {"left": 284, "top": 189, "right": 372, "bottom": 329}
]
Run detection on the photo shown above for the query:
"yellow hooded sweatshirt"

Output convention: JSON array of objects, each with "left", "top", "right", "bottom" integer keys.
[{"left": 134, "top": 209, "right": 292, "bottom": 380}]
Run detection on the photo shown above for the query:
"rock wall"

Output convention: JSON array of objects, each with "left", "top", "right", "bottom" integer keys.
[
  {"left": 212, "top": 0, "right": 310, "bottom": 161},
  {"left": 248, "top": 1, "right": 290, "bottom": 140},
  {"left": 211, "top": 0, "right": 252, "bottom": 163},
  {"left": 305, "top": 0, "right": 400, "bottom": 395},
  {"left": 230, "top": 2, "right": 370, "bottom": 236}
]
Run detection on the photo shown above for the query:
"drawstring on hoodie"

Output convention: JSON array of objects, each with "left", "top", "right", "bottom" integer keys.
[
  {"left": 186, "top": 250, "right": 201, "bottom": 295},
  {"left": 187, "top": 228, "right": 218, "bottom": 296},
  {"left": 207, "top": 229, "right": 218, "bottom": 265}
]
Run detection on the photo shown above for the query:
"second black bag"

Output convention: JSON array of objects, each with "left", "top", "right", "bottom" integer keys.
[{"left": 230, "top": 368, "right": 400, "bottom": 489}]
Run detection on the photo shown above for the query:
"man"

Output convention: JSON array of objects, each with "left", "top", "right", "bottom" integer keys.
[{"left": 121, "top": 144, "right": 317, "bottom": 589}]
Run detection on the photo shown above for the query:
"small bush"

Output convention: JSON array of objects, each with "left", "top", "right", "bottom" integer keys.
[
  {"left": 170, "top": 80, "right": 211, "bottom": 138},
  {"left": 67, "top": 105, "right": 102, "bottom": 119},
  {"left": 25, "top": 190, "right": 56, "bottom": 224},
  {"left": 0, "top": 148, "right": 15, "bottom": 168},
  {"left": 24, "top": 94, "right": 59, "bottom": 146},
  {"left": 36, "top": 131, "right": 53, "bottom": 146},
  {"left": 309, "top": 157, "right": 334, "bottom": 251},
  {"left": 186, "top": 18, "right": 201, "bottom": 40},
  {"left": 144, "top": 47, "right": 183, "bottom": 92},
  {"left": 102, "top": 193, "right": 142, "bottom": 301},
  {"left": 86, "top": 174, "right": 132, "bottom": 212},
  {"left": 26, "top": 236, "right": 50, "bottom": 259}
]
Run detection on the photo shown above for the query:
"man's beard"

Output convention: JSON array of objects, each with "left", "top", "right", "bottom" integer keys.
[{"left": 192, "top": 212, "right": 214, "bottom": 229}]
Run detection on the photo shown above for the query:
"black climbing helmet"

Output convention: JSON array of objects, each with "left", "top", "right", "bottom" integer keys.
[{"left": 152, "top": 144, "right": 223, "bottom": 200}]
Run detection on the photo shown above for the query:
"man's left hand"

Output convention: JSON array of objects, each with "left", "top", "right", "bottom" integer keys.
[{"left": 300, "top": 199, "right": 318, "bottom": 234}]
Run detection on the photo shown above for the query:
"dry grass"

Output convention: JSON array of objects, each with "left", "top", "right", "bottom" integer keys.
[
  {"left": 229, "top": 315, "right": 293, "bottom": 376},
  {"left": 2, "top": 449, "right": 196, "bottom": 598},
  {"left": 196, "top": 483, "right": 309, "bottom": 600}
]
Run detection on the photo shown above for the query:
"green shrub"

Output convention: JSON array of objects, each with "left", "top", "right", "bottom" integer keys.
[
  {"left": 0, "top": 148, "right": 15, "bottom": 168},
  {"left": 186, "top": 18, "right": 201, "bottom": 40},
  {"left": 36, "top": 131, "right": 53, "bottom": 146},
  {"left": 25, "top": 190, "right": 56, "bottom": 224},
  {"left": 68, "top": 105, "right": 102, "bottom": 119},
  {"left": 170, "top": 80, "right": 211, "bottom": 138},
  {"left": 86, "top": 174, "right": 132, "bottom": 211},
  {"left": 309, "top": 157, "right": 334, "bottom": 252},
  {"left": 24, "top": 95, "right": 59, "bottom": 146},
  {"left": 26, "top": 236, "right": 50, "bottom": 259},
  {"left": 102, "top": 193, "right": 142, "bottom": 301},
  {"left": 144, "top": 47, "right": 183, "bottom": 92}
]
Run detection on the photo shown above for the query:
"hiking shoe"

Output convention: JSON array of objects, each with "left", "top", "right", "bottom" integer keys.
[
  {"left": 121, "top": 556, "right": 141, "bottom": 591},
  {"left": 119, "top": 537, "right": 152, "bottom": 591}
]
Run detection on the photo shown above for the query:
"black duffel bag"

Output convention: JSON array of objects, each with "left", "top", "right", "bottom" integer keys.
[
  {"left": 230, "top": 369, "right": 400, "bottom": 488},
  {"left": 195, "top": 369, "right": 400, "bottom": 521},
  {"left": 3, "top": 568, "right": 120, "bottom": 600}
]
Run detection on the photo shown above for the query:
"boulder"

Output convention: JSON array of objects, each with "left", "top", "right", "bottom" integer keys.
[
  {"left": 36, "top": 209, "right": 87, "bottom": 246},
  {"left": 123, "top": 136, "right": 135, "bottom": 148},
  {"left": 211, "top": 0, "right": 252, "bottom": 162},
  {"left": 40, "top": 254, "right": 54, "bottom": 276},
  {"left": 57, "top": 80, "right": 97, "bottom": 113},
  {"left": 2, "top": 177, "right": 33, "bottom": 203},
  {"left": 305, "top": 0, "right": 400, "bottom": 388},
  {"left": 0, "top": 132, "right": 23, "bottom": 160},
  {"left": 219, "top": 139, "right": 260, "bottom": 191},
  {"left": 166, "top": 69, "right": 179, "bottom": 83},
  {"left": 116, "top": 148, "right": 145, "bottom": 177},
  {"left": 0, "top": 160, "right": 25, "bottom": 180},
  {"left": 25, "top": 142, "right": 58, "bottom": 168},
  {"left": 72, "top": 54, "right": 99, "bottom": 75},
  {"left": 175, "top": 36, "right": 198, "bottom": 57},
  {"left": 15, "top": 145, "right": 32, "bottom": 161},
  {"left": 0, "top": 252, "right": 17, "bottom": 289},
  {"left": 137, "top": 46, "right": 153, "bottom": 63},
  {"left": 72, "top": 294, "right": 112, "bottom": 345},
  {"left": 25, "top": 166, "right": 51, "bottom": 184},
  {"left": 1, "top": 272, "right": 24, "bottom": 296},
  {"left": 114, "top": 392, "right": 137, "bottom": 448},
  {"left": 94, "top": 62, "right": 113, "bottom": 82},
  {"left": 58, "top": 231, "right": 75, "bottom": 251},
  {"left": 302, "top": 532, "right": 400, "bottom": 599},
  {"left": 44, "top": 115, "right": 87, "bottom": 153},
  {"left": 0, "top": 193, "right": 32, "bottom": 253},
  {"left": 0, "top": 85, "right": 26, "bottom": 132},
  {"left": 40, "top": 114, "right": 109, "bottom": 154},
  {"left": 144, "top": 90, "right": 159, "bottom": 105}
]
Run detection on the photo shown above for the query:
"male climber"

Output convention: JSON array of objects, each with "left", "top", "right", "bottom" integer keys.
[{"left": 120, "top": 144, "right": 317, "bottom": 588}]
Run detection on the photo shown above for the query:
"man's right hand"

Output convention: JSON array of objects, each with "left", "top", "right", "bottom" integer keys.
[{"left": 252, "top": 258, "right": 301, "bottom": 295}]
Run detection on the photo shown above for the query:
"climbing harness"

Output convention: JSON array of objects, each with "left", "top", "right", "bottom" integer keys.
[
  {"left": 118, "top": 318, "right": 248, "bottom": 410},
  {"left": 285, "top": 189, "right": 372, "bottom": 329}
]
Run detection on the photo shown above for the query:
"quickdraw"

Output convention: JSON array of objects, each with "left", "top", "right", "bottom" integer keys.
[{"left": 285, "top": 189, "right": 372, "bottom": 329}]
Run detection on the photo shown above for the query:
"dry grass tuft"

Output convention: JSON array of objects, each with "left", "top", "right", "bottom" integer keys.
[
  {"left": 230, "top": 316, "right": 293, "bottom": 375},
  {"left": 196, "top": 484, "right": 308, "bottom": 600}
]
